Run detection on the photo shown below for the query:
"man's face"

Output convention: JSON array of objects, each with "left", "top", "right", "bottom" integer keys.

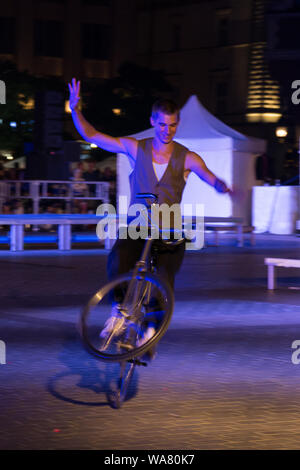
[{"left": 150, "top": 111, "right": 179, "bottom": 145}]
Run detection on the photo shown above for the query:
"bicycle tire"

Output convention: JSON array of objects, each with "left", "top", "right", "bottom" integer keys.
[
  {"left": 113, "top": 361, "right": 136, "bottom": 408},
  {"left": 79, "top": 271, "right": 174, "bottom": 362}
]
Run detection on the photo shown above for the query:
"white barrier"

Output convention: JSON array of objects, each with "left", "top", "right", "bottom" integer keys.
[
  {"left": 0, "top": 214, "right": 114, "bottom": 251},
  {"left": 0, "top": 340, "right": 6, "bottom": 365},
  {"left": 0, "top": 214, "right": 245, "bottom": 251},
  {"left": 0, "top": 180, "right": 110, "bottom": 213},
  {"left": 264, "top": 257, "right": 300, "bottom": 290}
]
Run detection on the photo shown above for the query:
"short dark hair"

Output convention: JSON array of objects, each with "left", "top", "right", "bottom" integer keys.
[{"left": 151, "top": 98, "right": 180, "bottom": 120}]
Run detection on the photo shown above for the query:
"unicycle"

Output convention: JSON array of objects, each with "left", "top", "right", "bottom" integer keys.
[{"left": 79, "top": 193, "right": 183, "bottom": 407}]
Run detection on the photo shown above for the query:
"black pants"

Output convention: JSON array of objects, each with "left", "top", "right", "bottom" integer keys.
[{"left": 107, "top": 237, "right": 185, "bottom": 293}]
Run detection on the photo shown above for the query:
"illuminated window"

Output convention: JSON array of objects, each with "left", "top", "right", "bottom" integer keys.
[
  {"left": 65, "top": 100, "right": 81, "bottom": 113},
  {"left": 246, "top": 42, "right": 281, "bottom": 121},
  {"left": 18, "top": 94, "right": 35, "bottom": 110}
]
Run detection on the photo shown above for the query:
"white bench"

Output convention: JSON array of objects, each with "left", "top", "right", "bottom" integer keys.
[
  {"left": 0, "top": 214, "right": 246, "bottom": 252},
  {"left": 205, "top": 224, "right": 255, "bottom": 247},
  {"left": 264, "top": 258, "right": 300, "bottom": 290},
  {"left": 0, "top": 214, "right": 114, "bottom": 251}
]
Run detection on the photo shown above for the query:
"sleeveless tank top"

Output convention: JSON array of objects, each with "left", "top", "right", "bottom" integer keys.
[
  {"left": 129, "top": 137, "right": 188, "bottom": 208},
  {"left": 152, "top": 161, "right": 168, "bottom": 181}
]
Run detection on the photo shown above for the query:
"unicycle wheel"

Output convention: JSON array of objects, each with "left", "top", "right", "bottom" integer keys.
[{"left": 79, "top": 272, "right": 174, "bottom": 362}]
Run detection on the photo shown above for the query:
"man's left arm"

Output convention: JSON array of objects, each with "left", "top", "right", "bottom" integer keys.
[{"left": 185, "top": 151, "right": 230, "bottom": 194}]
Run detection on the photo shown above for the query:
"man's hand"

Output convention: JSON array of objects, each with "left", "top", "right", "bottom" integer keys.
[
  {"left": 68, "top": 78, "right": 138, "bottom": 158},
  {"left": 68, "top": 78, "right": 81, "bottom": 112},
  {"left": 214, "top": 179, "right": 245, "bottom": 199},
  {"left": 214, "top": 177, "right": 229, "bottom": 194}
]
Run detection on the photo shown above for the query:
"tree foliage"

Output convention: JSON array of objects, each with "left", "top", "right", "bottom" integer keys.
[
  {"left": 0, "top": 60, "right": 66, "bottom": 157},
  {"left": 0, "top": 60, "right": 173, "bottom": 158}
]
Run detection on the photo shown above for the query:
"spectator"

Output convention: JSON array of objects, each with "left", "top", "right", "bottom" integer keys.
[
  {"left": 6, "top": 168, "right": 18, "bottom": 180},
  {"left": 18, "top": 167, "right": 25, "bottom": 180},
  {"left": 102, "top": 166, "right": 115, "bottom": 181},
  {"left": 41, "top": 204, "right": 57, "bottom": 232},
  {"left": 2, "top": 202, "right": 11, "bottom": 214},
  {"left": 70, "top": 168, "right": 88, "bottom": 197},
  {"left": 0, "top": 201, "right": 11, "bottom": 230},
  {"left": 83, "top": 160, "right": 100, "bottom": 197},
  {"left": 109, "top": 181, "right": 116, "bottom": 206},
  {"left": 83, "top": 161, "right": 100, "bottom": 181},
  {"left": 0, "top": 162, "right": 5, "bottom": 180},
  {"left": 78, "top": 201, "right": 88, "bottom": 213},
  {"left": 12, "top": 199, "right": 24, "bottom": 214}
]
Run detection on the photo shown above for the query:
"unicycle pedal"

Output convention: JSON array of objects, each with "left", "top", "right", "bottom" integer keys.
[{"left": 128, "top": 358, "right": 148, "bottom": 367}]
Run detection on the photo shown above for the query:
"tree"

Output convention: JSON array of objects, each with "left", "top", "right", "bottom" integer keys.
[{"left": 0, "top": 60, "right": 66, "bottom": 158}]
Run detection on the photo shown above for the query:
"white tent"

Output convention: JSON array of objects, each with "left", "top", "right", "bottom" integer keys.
[{"left": 117, "top": 95, "right": 266, "bottom": 224}]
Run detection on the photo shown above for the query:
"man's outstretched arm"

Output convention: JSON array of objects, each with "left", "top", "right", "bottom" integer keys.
[
  {"left": 68, "top": 78, "right": 138, "bottom": 159},
  {"left": 185, "top": 151, "right": 231, "bottom": 193}
]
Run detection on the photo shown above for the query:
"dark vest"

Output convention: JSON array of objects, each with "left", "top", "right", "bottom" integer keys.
[{"left": 129, "top": 137, "right": 188, "bottom": 208}]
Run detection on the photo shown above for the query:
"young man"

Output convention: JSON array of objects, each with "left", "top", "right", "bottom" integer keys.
[{"left": 69, "top": 78, "right": 230, "bottom": 345}]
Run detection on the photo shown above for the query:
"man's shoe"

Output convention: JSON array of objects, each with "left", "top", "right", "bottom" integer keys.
[
  {"left": 99, "top": 304, "right": 125, "bottom": 339},
  {"left": 137, "top": 324, "right": 158, "bottom": 361},
  {"left": 136, "top": 326, "right": 156, "bottom": 347}
]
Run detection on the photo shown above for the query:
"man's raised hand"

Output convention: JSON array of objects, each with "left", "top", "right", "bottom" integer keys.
[{"left": 68, "top": 78, "right": 81, "bottom": 111}]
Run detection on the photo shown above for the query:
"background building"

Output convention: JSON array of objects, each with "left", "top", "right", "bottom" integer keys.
[
  {"left": 0, "top": 0, "right": 136, "bottom": 81},
  {"left": 0, "top": 0, "right": 299, "bottom": 182}
]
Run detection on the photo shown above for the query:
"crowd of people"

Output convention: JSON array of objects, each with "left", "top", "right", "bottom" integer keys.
[
  {"left": 71, "top": 161, "right": 116, "bottom": 183},
  {"left": 0, "top": 159, "right": 116, "bottom": 230}
]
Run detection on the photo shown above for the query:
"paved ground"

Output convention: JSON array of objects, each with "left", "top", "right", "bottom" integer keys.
[{"left": 1, "top": 233, "right": 300, "bottom": 450}]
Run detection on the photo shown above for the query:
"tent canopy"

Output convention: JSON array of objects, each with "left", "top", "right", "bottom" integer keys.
[
  {"left": 119, "top": 95, "right": 267, "bottom": 223},
  {"left": 130, "top": 95, "right": 265, "bottom": 153}
]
